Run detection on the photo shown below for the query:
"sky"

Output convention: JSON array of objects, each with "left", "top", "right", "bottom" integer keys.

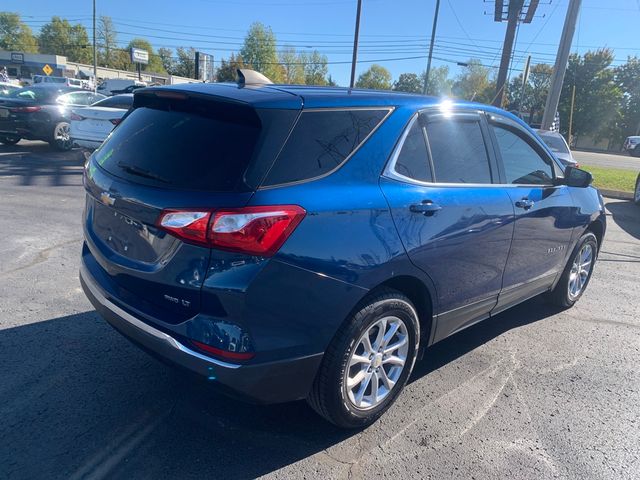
[{"left": 6, "top": 0, "right": 640, "bottom": 85}]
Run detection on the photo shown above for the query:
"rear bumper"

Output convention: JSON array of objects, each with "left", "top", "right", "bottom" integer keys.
[
  {"left": 79, "top": 262, "right": 323, "bottom": 404},
  {"left": 73, "top": 138, "right": 102, "bottom": 149}
]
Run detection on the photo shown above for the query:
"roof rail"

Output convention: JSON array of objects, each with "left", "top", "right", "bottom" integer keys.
[{"left": 236, "top": 69, "right": 273, "bottom": 87}]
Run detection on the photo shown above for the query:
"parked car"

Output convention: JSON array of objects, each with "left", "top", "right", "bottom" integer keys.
[
  {"left": 0, "top": 86, "right": 106, "bottom": 149},
  {"left": 97, "top": 79, "right": 146, "bottom": 96},
  {"left": 535, "top": 129, "right": 578, "bottom": 168},
  {"left": 623, "top": 136, "right": 640, "bottom": 157},
  {"left": 80, "top": 79, "right": 606, "bottom": 428},
  {"left": 110, "top": 84, "right": 146, "bottom": 95},
  {"left": 0, "top": 82, "right": 21, "bottom": 97},
  {"left": 70, "top": 94, "right": 133, "bottom": 150}
]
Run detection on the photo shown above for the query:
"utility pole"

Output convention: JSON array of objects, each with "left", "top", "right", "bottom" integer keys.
[
  {"left": 568, "top": 84, "right": 576, "bottom": 144},
  {"left": 349, "top": 0, "right": 363, "bottom": 89},
  {"left": 541, "top": 0, "right": 581, "bottom": 130},
  {"left": 92, "top": 0, "right": 97, "bottom": 92},
  {"left": 493, "top": 0, "right": 524, "bottom": 107},
  {"left": 423, "top": 0, "right": 441, "bottom": 95},
  {"left": 519, "top": 54, "right": 531, "bottom": 113}
]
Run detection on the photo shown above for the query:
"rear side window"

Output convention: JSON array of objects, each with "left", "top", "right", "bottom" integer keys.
[
  {"left": 425, "top": 119, "right": 492, "bottom": 184},
  {"left": 93, "top": 95, "right": 133, "bottom": 109},
  {"left": 394, "top": 119, "right": 432, "bottom": 182},
  {"left": 492, "top": 125, "right": 554, "bottom": 185},
  {"left": 94, "top": 106, "right": 260, "bottom": 191},
  {"left": 262, "top": 109, "right": 389, "bottom": 186}
]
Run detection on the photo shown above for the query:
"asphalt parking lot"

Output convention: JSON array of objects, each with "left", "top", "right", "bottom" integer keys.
[
  {"left": 573, "top": 150, "right": 640, "bottom": 171},
  {"left": 1, "top": 141, "right": 639, "bottom": 480}
]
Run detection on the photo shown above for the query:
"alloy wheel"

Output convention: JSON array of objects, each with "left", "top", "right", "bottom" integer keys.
[
  {"left": 55, "top": 123, "right": 72, "bottom": 150},
  {"left": 345, "top": 316, "right": 409, "bottom": 410},
  {"left": 568, "top": 243, "right": 593, "bottom": 300}
]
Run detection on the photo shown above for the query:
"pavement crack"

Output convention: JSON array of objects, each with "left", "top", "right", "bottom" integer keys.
[{"left": 1, "top": 238, "right": 82, "bottom": 276}]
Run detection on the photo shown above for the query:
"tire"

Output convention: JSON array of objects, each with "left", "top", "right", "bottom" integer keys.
[
  {"left": 634, "top": 173, "right": 640, "bottom": 206},
  {"left": 307, "top": 288, "right": 420, "bottom": 428},
  {"left": 0, "top": 134, "right": 20, "bottom": 145},
  {"left": 547, "top": 232, "right": 598, "bottom": 308},
  {"left": 50, "top": 122, "right": 73, "bottom": 151}
]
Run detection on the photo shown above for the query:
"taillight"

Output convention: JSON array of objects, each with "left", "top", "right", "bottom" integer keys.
[
  {"left": 191, "top": 340, "right": 255, "bottom": 361},
  {"left": 70, "top": 112, "right": 84, "bottom": 121},
  {"left": 9, "top": 106, "right": 41, "bottom": 113},
  {"left": 109, "top": 118, "right": 121, "bottom": 125},
  {"left": 157, "top": 205, "right": 306, "bottom": 256}
]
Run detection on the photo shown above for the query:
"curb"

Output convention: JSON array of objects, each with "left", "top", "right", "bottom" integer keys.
[{"left": 599, "top": 189, "right": 634, "bottom": 201}]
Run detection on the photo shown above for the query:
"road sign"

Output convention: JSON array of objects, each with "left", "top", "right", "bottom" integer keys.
[
  {"left": 42, "top": 64, "right": 53, "bottom": 76},
  {"left": 130, "top": 48, "right": 149, "bottom": 65}
]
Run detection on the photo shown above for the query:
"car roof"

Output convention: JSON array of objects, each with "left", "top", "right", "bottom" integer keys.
[{"left": 140, "top": 82, "right": 519, "bottom": 119}]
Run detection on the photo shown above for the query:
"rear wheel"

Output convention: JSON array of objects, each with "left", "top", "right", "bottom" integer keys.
[
  {"left": 307, "top": 288, "right": 420, "bottom": 428},
  {"left": 50, "top": 122, "right": 73, "bottom": 151},
  {"left": 634, "top": 173, "right": 640, "bottom": 205},
  {"left": 548, "top": 232, "right": 598, "bottom": 308},
  {"left": 0, "top": 134, "right": 20, "bottom": 145}
]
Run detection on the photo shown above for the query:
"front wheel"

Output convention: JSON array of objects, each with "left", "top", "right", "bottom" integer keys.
[
  {"left": 307, "top": 288, "right": 420, "bottom": 428},
  {"left": 50, "top": 122, "right": 73, "bottom": 151},
  {"left": 0, "top": 134, "right": 21, "bottom": 145},
  {"left": 634, "top": 173, "right": 640, "bottom": 205},
  {"left": 547, "top": 232, "right": 598, "bottom": 308}
]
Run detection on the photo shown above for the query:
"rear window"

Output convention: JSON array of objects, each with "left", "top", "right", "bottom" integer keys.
[
  {"left": 262, "top": 108, "right": 389, "bottom": 186},
  {"left": 94, "top": 105, "right": 261, "bottom": 191},
  {"left": 93, "top": 95, "right": 133, "bottom": 109}
]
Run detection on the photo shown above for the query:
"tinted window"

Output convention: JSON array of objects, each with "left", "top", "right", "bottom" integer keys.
[
  {"left": 394, "top": 119, "right": 432, "bottom": 182},
  {"left": 539, "top": 133, "right": 569, "bottom": 154},
  {"left": 493, "top": 125, "right": 554, "bottom": 185},
  {"left": 94, "top": 106, "right": 260, "bottom": 191},
  {"left": 426, "top": 119, "right": 492, "bottom": 183},
  {"left": 263, "top": 109, "right": 388, "bottom": 186},
  {"left": 93, "top": 95, "right": 133, "bottom": 109}
]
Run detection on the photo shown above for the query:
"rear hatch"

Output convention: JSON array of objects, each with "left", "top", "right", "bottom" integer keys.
[{"left": 83, "top": 88, "right": 300, "bottom": 324}]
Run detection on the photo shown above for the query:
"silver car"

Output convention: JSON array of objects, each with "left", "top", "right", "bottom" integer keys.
[{"left": 536, "top": 130, "right": 578, "bottom": 168}]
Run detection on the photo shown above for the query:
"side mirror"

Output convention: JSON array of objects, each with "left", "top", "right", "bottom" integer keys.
[{"left": 561, "top": 166, "right": 592, "bottom": 188}]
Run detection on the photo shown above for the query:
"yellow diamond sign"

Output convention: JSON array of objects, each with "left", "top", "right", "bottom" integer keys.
[{"left": 42, "top": 64, "right": 53, "bottom": 76}]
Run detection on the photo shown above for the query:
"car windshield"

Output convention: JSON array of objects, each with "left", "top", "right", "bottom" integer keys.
[
  {"left": 540, "top": 134, "right": 569, "bottom": 154},
  {"left": 7, "top": 87, "right": 58, "bottom": 102}
]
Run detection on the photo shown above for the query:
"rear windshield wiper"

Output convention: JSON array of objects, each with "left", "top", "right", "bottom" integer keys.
[{"left": 117, "top": 162, "right": 169, "bottom": 184}]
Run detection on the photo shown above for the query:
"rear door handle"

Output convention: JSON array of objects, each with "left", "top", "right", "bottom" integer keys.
[
  {"left": 515, "top": 198, "right": 534, "bottom": 210},
  {"left": 410, "top": 200, "right": 442, "bottom": 216}
]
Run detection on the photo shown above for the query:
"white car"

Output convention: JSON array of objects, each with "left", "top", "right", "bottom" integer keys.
[
  {"left": 70, "top": 94, "right": 133, "bottom": 149},
  {"left": 535, "top": 129, "right": 578, "bottom": 168},
  {"left": 623, "top": 136, "right": 640, "bottom": 157}
]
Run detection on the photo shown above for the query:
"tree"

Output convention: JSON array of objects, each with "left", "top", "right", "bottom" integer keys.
[
  {"left": 557, "top": 49, "right": 622, "bottom": 143},
  {"left": 393, "top": 72, "right": 422, "bottom": 93},
  {"left": 300, "top": 50, "right": 329, "bottom": 85},
  {"left": 452, "top": 59, "right": 494, "bottom": 103},
  {"left": 125, "top": 38, "right": 165, "bottom": 74},
  {"left": 240, "top": 22, "right": 282, "bottom": 82},
  {"left": 278, "top": 47, "right": 305, "bottom": 84},
  {"left": 0, "top": 12, "right": 38, "bottom": 53},
  {"left": 424, "top": 65, "right": 452, "bottom": 96},
  {"left": 174, "top": 47, "right": 196, "bottom": 78},
  {"left": 158, "top": 47, "right": 176, "bottom": 74},
  {"left": 615, "top": 56, "right": 640, "bottom": 143},
  {"left": 507, "top": 63, "right": 552, "bottom": 123},
  {"left": 39, "top": 16, "right": 92, "bottom": 63},
  {"left": 216, "top": 53, "right": 245, "bottom": 82},
  {"left": 97, "top": 15, "right": 118, "bottom": 68},
  {"left": 355, "top": 64, "right": 392, "bottom": 90}
]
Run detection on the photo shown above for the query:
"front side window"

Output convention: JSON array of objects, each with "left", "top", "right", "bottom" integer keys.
[
  {"left": 262, "top": 109, "right": 389, "bottom": 186},
  {"left": 492, "top": 125, "right": 554, "bottom": 185},
  {"left": 393, "top": 119, "right": 432, "bottom": 182},
  {"left": 425, "top": 119, "right": 492, "bottom": 184}
]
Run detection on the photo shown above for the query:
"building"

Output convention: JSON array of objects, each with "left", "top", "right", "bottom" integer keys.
[{"left": 0, "top": 51, "right": 66, "bottom": 80}]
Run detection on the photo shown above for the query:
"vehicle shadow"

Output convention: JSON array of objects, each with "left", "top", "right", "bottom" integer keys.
[
  {"left": 605, "top": 199, "right": 640, "bottom": 241},
  {"left": 0, "top": 296, "right": 558, "bottom": 480},
  {"left": 0, "top": 141, "right": 85, "bottom": 186}
]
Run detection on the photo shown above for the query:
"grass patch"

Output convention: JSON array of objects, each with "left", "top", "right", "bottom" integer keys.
[{"left": 579, "top": 164, "right": 637, "bottom": 192}]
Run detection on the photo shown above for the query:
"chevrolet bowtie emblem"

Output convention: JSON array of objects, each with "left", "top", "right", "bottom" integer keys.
[{"left": 100, "top": 191, "right": 116, "bottom": 206}]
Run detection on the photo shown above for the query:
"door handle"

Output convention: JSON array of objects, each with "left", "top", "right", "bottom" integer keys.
[
  {"left": 410, "top": 200, "right": 442, "bottom": 216},
  {"left": 515, "top": 198, "right": 534, "bottom": 210}
]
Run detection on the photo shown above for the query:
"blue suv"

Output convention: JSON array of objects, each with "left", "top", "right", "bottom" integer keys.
[{"left": 80, "top": 79, "right": 606, "bottom": 428}]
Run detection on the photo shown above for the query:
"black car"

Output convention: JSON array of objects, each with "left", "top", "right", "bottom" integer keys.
[{"left": 0, "top": 85, "right": 106, "bottom": 150}]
